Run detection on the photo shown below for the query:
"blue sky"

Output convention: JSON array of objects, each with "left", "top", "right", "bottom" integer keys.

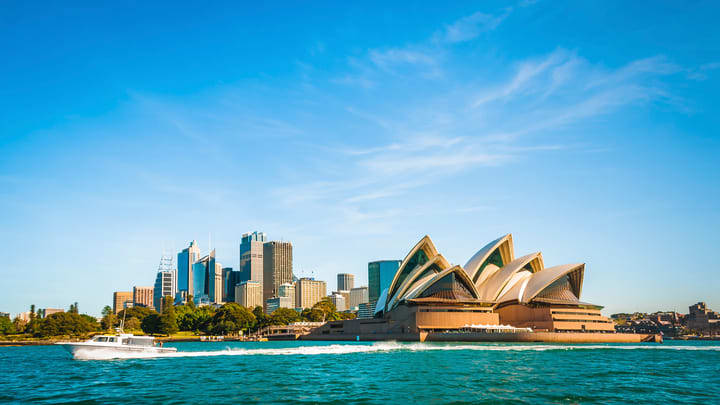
[{"left": 1, "top": 1, "right": 719, "bottom": 316}]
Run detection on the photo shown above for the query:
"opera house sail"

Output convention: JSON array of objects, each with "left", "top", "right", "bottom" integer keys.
[{"left": 306, "top": 234, "right": 661, "bottom": 343}]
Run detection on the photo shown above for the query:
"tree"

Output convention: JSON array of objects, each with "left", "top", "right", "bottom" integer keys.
[
  {"left": 0, "top": 316, "right": 14, "bottom": 335},
  {"left": 158, "top": 296, "right": 178, "bottom": 335},
  {"left": 124, "top": 317, "right": 141, "bottom": 330},
  {"left": 175, "top": 304, "right": 215, "bottom": 332},
  {"left": 270, "top": 308, "right": 300, "bottom": 326},
  {"left": 12, "top": 316, "right": 27, "bottom": 334},
  {"left": 37, "top": 312, "right": 99, "bottom": 337},
  {"left": 208, "top": 303, "right": 256, "bottom": 335},
  {"left": 101, "top": 313, "right": 117, "bottom": 330},
  {"left": 141, "top": 313, "right": 161, "bottom": 334},
  {"left": 69, "top": 302, "right": 79, "bottom": 314},
  {"left": 252, "top": 306, "right": 270, "bottom": 332},
  {"left": 101, "top": 306, "right": 113, "bottom": 318}
]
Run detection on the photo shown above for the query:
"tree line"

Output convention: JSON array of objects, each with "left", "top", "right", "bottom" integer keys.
[{"left": 0, "top": 297, "right": 355, "bottom": 338}]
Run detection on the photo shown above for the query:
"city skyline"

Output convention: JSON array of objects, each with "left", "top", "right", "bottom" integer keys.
[{"left": 1, "top": 1, "right": 719, "bottom": 316}]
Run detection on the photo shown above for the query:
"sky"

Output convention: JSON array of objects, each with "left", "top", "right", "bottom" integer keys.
[{"left": 1, "top": 1, "right": 719, "bottom": 316}]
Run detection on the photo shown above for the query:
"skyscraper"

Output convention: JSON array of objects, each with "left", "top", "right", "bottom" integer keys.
[
  {"left": 278, "top": 282, "right": 295, "bottom": 308},
  {"left": 337, "top": 273, "right": 355, "bottom": 291},
  {"left": 113, "top": 291, "right": 133, "bottom": 314},
  {"left": 222, "top": 267, "right": 236, "bottom": 303},
  {"left": 368, "top": 260, "right": 401, "bottom": 314},
  {"left": 263, "top": 241, "right": 293, "bottom": 305},
  {"left": 295, "top": 278, "right": 326, "bottom": 309},
  {"left": 153, "top": 253, "right": 176, "bottom": 312},
  {"left": 133, "top": 286, "right": 154, "bottom": 308},
  {"left": 192, "top": 249, "right": 220, "bottom": 304},
  {"left": 153, "top": 270, "right": 176, "bottom": 312},
  {"left": 349, "top": 286, "right": 369, "bottom": 309},
  {"left": 239, "top": 231, "right": 266, "bottom": 284},
  {"left": 235, "top": 281, "right": 263, "bottom": 309},
  {"left": 177, "top": 241, "right": 200, "bottom": 295}
]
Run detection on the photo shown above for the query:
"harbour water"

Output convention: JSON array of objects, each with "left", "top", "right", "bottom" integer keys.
[{"left": 1, "top": 341, "right": 718, "bottom": 403}]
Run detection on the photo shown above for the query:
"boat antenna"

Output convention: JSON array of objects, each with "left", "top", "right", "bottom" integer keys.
[{"left": 118, "top": 306, "right": 127, "bottom": 334}]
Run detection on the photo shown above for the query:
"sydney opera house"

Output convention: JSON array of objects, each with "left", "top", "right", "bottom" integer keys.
[{"left": 306, "top": 234, "right": 660, "bottom": 343}]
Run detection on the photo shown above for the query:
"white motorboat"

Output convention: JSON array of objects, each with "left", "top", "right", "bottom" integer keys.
[{"left": 56, "top": 333, "right": 177, "bottom": 357}]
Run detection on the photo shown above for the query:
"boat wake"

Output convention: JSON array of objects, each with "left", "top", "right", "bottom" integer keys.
[{"left": 70, "top": 342, "right": 720, "bottom": 360}]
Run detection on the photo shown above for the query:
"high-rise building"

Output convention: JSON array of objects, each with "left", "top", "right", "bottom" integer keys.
[
  {"left": 295, "top": 278, "right": 327, "bottom": 309},
  {"left": 265, "top": 296, "right": 293, "bottom": 314},
  {"left": 278, "top": 283, "right": 295, "bottom": 308},
  {"left": 337, "top": 273, "right": 355, "bottom": 291},
  {"left": 235, "top": 281, "right": 263, "bottom": 309},
  {"left": 153, "top": 270, "right": 176, "bottom": 312},
  {"left": 263, "top": 241, "right": 293, "bottom": 305},
  {"left": 349, "top": 286, "right": 369, "bottom": 309},
  {"left": 113, "top": 291, "right": 133, "bottom": 314},
  {"left": 133, "top": 286, "right": 154, "bottom": 308},
  {"left": 239, "top": 231, "right": 266, "bottom": 284},
  {"left": 222, "top": 267, "right": 236, "bottom": 303},
  {"left": 330, "top": 293, "right": 347, "bottom": 312},
  {"left": 368, "top": 260, "right": 401, "bottom": 313},
  {"left": 192, "top": 249, "right": 220, "bottom": 304},
  {"left": 333, "top": 290, "right": 350, "bottom": 309},
  {"left": 177, "top": 241, "right": 200, "bottom": 295}
]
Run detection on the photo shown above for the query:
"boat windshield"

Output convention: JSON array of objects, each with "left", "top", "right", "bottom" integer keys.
[
  {"left": 93, "top": 336, "right": 109, "bottom": 342},
  {"left": 127, "top": 338, "right": 154, "bottom": 346}
]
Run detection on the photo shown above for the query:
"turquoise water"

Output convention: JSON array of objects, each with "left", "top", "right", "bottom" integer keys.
[{"left": 1, "top": 341, "right": 718, "bottom": 404}]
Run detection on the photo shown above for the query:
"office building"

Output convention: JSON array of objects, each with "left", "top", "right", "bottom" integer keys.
[
  {"left": 113, "top": 291, "right": 133, "bottom": 314},
  {"left": 349, "top": 286, "right": 369, "bottom": 309},
  {"left": 235, "top": 281, "right": 263, "bottom": 309},
  {"left": 337, "top": 273, "right": 355, "bottom": 291},
  {"left": 222, "top": 267, "right": 242, "bottom": 303},
  {"left": 177, "top": 241, "right": 200, "bottom": 295},
  {"left": 330, "top": 293, "right": 347, "bottom": 312},
  {"left": 266, "top": 296, "right": 293, "bottom": 314},
  {"left": 239, "top": 231, "right": 266, "bottom": 284},
  {"left": 154, "top": 270, "right": 176, "bottom": 312},
  {"left": 368, "top": 259, "right": 401, "bottom": 314},
  {"left": 296, "top": 278, "right": 327, "bottom": 309},
  {"left": 39, "top": 308, "right": 64, "bottom": 318},
  {"left": 133, "top": 286, "right": 154, "bottom": 308},
  {"left": 278, "top": 283, "right": 295, "bottom": 308},
  {"left": 357, "top": 302, "right": 373, "bottom": 319},
  {"left": 192, "top": 249, "right": 221, "bottom": 304},
  {"left": 263, "top": 241, "right": 293, "bottom": 305},
  {"left": 333, "top": 290, "right": 350, "bottom": 309}
]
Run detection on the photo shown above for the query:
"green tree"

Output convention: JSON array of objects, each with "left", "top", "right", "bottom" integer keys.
[
  {"left": 252, "top": 306, "right": 271, "bottom": 332},
  {"left": 141, "top": 313, "right": 161, "bottom": 334},
  {"left": 270, "top": 308, "right": 300, "bottom": 325},
  {"left": 158, "top": 296, "right": 179, "bottom": 335},
  {"left": 124, "top": 317, "right": 141, "bottom": 330},
  {"left": 101, "top": 306, "right": 113, "bottom": 318},
  {"left": 101, "top": 313, "right": 117, "bottom": 330},
  {"left": 0, "top": 316, "right": 15, "bottom": 335},
  {"left": 12, "top": 316, "right": 27, "bottom": 334},
  {"left": 118, "top": 307, "right": 155, "bottom": 324},
  {"left": 209, "top": 303, "right": 256, "bottom": 335},
  {"left": 37, "top": 312, "right": 99, "bottom": 337},
  {"left": 175, "top": 304, "right": 214, "bottom": 332}
]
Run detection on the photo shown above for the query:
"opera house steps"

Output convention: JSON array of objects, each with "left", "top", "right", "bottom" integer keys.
[{"left": 304, "top": 234, "right": 661, "bottom": 343}]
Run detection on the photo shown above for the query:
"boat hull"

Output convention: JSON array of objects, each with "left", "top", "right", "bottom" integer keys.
[{"left": 56, "top": 342, "right": 177, "bottom": 358}]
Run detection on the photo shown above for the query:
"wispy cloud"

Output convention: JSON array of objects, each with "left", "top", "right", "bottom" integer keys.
[{"left": 437, "top": 9, "right": 512, "bottom": 43}]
